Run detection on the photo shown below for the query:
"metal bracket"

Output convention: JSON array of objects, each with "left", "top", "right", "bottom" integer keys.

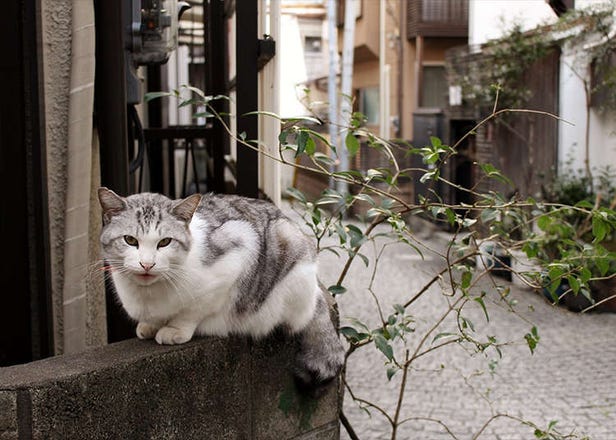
[{"left": 257, "top": 35, "right": 276, "bottom": 71}]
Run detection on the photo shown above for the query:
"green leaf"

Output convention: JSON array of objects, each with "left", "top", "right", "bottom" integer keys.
[
  {"left": 420, "top": 169, "right": 439, "bottom": 183},
  {"left": 178, "top": 98, "right": 200, "bottom": 108},
  {"left": 596, "top": 257, "right": 610, "bottom": 276},
  {"left": 432, "top": 332, "right": 457, "bottom": 344},
  {"left": 278, "top": 130, "right": 289, "bottom": 145},
  {"left": 580, "top": 287, "right": 594, "bottom": 304},
  {"left": 580, "top": 267, "right": 592, "bottom": 284},
  {"left": 345, "top": 132, "right": 360, "bottom": 156},
  {"left": 536, "top": 215, "right": 551, "bottom": 231},
  {"left": 474, "top": 296, "right": 490, "bottom": 322},
  {"left": 386, "top": 367, "right": 398, "bottom": 381},
  {"left": 524, "top": 326, "right": 540, "bottom": 354},
  {"left": 313, "top": 152, "right": 335, "bottom": 165},
  {"left": 575, "top": 200, "right": 594, "bottom": 209},
  {"left": 286, "top": 187, "right": 307, "bottom": 203},
  {"left": 296, "top": 130, "right": 309, "bottom": 156},
  {"left": 339, "top": 326, "right": 367, "bottom": 343},
  {"left": 243, "top": 110, "right": 283, "bottom": 120},
  {"left": 182, "top": 85, "right": 207, "bottom": 99},
  {"left": 445, "top": 208, "right": 457, "bottom": 226},
  {"left": 480, "top": 208, "right": 499, "bottom": 224},
  {"left": 346, "top": 224, "right": 366, "bottom": 248},
  {"left": 592, "top": 215, "right": 608, "bottom": 242},
  {"left": 357, "top": 252, "right": 370, "bottom": 267},
  {"left": 281, "top": 115, "right": 322, "bottom": 125},
  {"left": 346, "top": 318, "right": 370, "bottom": 333},
  {"left": 567, "top": 275, "right": 580, "bottom": 295},
  {"left": 144, "top": 91, "right": 173, "bottom": 102},
  {"left": 461, "top": 271, "right": 472, "bottom": 290},
  {"left": 548, "top": 264, "right": 566, "bottom": 283},
  {"left": 305, "top": 135, "right": 316, "bottom": 155},
  {"left": 373, "top": 334, "right": 394, "bottom": 361},
  {"left": 366, "top": 169, "right": 384, "bottom": 180},
  {"left": 327, "top": 285, "right": 347, "bottom": 296},
  {"left": 353, "top": 194, "right": 376, "bottom": 206},
  {"left": 460, "top": 316, "right": 475, "bottom": 332},
  {"left": 393, "top": 304, "right": 405, "bottom": 315}
]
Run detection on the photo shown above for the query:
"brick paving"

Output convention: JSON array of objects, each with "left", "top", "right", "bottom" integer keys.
[{"left": 315, "top": 225, "right": 616, "bottom": 440}]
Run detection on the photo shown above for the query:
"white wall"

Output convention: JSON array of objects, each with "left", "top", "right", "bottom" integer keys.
[
  {"left": 558, "top": 3, "right": 616, "bottom": 175},
  {"left": 469, "top": 0, "right": 556, "bottom": 46},
  {"left": 558, "top": 49, "right": 587, "bottom": 170},
  {"left": 279, "top": 13, "right": 309, "bottom": 118}
]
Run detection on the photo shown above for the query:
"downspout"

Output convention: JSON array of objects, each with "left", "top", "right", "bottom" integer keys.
[
  {"left": 337, "top": 0, "right": 356, "bottom": 196},
  {"left": 379, "top": 0, "right": 390, "bottom": 140},
  {"left": 327, "top": 0, "right": 338, "bottom": 187},
  {"left": 62, "top": 0, "right": 101, "bottom": 353},
  {"left": 397, "top": 3, "right": 403, "bottom": 138},
  {"left": 258, "top": 0, "right": 281, "bottom": 205}
]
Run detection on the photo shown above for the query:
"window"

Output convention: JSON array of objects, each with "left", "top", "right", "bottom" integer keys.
[
  {"left": 304, "top": 36, "right": 322, "bottom": 53},
  {"left": 358, "top": 87, "right": 379, "bottom": 125},
  {"left": 421, "top": 65, "right": 447, "bottom": 109}
]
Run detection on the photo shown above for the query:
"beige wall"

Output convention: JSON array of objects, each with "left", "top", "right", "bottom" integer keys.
[{"left": 353, "top": 0, "right": 379, "bottom": 62}]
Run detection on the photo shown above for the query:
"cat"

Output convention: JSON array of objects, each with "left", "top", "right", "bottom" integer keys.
[{"left": 97, "top": 187, "right": 345, "bottom": 390}]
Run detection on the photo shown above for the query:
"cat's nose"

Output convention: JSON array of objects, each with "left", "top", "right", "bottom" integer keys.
[{"left": 140, "top": 262, "right": 156, "bottom": 272}]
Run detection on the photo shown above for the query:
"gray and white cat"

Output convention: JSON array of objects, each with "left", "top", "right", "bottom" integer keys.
[{"left": 98, "top": 187, "right": 344, "bottom": 389}]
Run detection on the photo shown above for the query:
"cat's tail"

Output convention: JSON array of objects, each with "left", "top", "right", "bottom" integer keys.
[{"left": 292, "top": 288, "right": 345, "bottom": 396}]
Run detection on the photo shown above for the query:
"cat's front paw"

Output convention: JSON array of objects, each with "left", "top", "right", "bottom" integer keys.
[
  {"left": 136, "top": 322, "right": 158, "bottom": 340},
  {"left": 155, "top": 326, "right": 193, "bottom": 345}
]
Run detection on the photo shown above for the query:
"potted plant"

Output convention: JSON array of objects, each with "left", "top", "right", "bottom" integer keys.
[{"left": 531, "top": 165, "right": 616, "bottom": 312}]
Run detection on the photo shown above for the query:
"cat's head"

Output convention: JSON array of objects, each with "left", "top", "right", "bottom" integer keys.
[{"left": 98, "top": 187, "right": 201, "bottom": 286}]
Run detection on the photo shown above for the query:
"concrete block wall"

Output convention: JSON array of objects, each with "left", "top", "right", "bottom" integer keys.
[{"left": 0, "top": 335, "right": 340, "bottom": 439}]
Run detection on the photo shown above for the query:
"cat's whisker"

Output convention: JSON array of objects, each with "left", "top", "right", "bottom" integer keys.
[
  {"left": 163, "top": 270, "right": 195, "bottom": 302},
  {"left": 161, "top": 272, "right": 184, "bottom": 303}
]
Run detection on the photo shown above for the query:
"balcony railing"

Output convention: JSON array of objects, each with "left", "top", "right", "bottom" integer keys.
[{"left": 407, "top": 0, "right": 469, "bottom": 38}]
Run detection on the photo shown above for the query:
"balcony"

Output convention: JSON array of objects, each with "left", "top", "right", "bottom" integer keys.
[{"left": 407, "top": 0, "right": 469, "bottom": 39}]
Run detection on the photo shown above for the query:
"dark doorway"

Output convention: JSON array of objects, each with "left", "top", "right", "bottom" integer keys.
[
  {"left": 0, "top": 0, "right": 53, "bottom": 366},
  {"left": 450, "top": 120, "right": 476, "bottom": 208}
]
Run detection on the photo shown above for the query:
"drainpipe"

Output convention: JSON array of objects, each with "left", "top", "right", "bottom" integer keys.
[
  {"left": 258, "top": 0, "right": 281, "bottom": 205},
  {"left": 379, "top": 0, "right": 390, "bottom": 140},
  {"left": 338, "top": 0, "right": 356, "bottom": 196},
  {"left": 327, "top": 0, "right": 338, "bottom": 187},
  {"left": 62, "top": 0, "right": 99, "bottom": 353},
  {"left": 397, "top": 4, "right": 403, "bottom": 138}
]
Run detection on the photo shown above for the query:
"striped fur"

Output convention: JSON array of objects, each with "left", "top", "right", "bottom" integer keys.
[{"left": 98, "top": 188, "right": 344, "bottom": 389}]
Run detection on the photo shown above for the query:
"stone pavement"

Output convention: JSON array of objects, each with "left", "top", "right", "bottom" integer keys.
[{"left": 315, "top": 222, "right": 616, "bottom": 440}]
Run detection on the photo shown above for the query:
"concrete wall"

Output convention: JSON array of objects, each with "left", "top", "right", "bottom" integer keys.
[{"left": 0, "top": 336, "right": 340, "bottom": 440}]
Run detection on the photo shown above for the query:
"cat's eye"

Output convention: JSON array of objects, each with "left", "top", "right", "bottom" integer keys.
[
  {"left": 157, "top": 237, "right": 172, "bottom": 248},
  {"left": 124, "top": 235, "right": 138, "bottom": 247}
]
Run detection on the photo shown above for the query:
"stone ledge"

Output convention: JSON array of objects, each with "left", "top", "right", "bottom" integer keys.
[{"left": 0, "top": 335, "right": 340, "bottom": 440}]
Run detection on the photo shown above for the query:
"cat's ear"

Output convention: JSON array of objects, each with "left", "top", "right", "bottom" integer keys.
[
  {"left": 98, "top": 187, "right": 127, "bottom": 222},
  {"left": 172, "top": 193, "right": 202, "bottom": 222}
]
